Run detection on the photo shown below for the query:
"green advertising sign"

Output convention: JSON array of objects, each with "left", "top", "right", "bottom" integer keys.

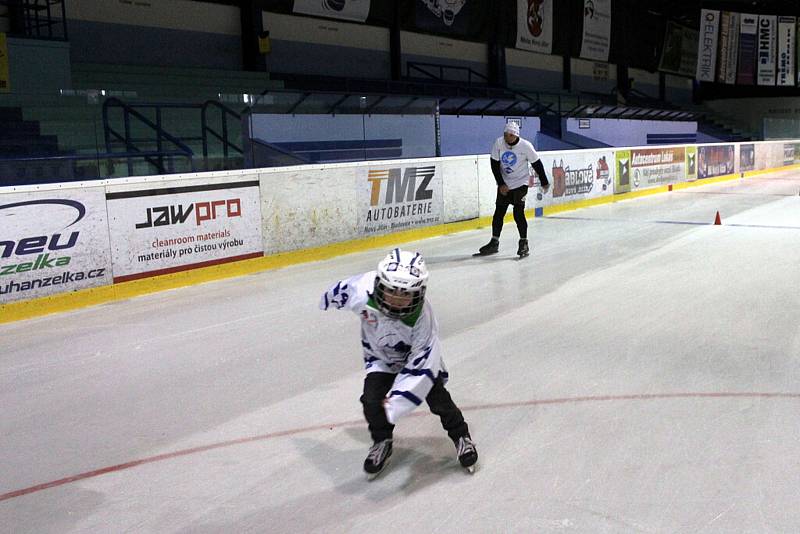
[
  {"left": 685, "top": 146, "right": 697, "bottom": 180},
  {"left": 615, "top": 150, "right": 631, "bottom": 194}
]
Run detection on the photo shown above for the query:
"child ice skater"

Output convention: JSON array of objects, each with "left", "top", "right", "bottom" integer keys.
[{"left": 320, "top": 248, "right": 478, "bottom": 478}]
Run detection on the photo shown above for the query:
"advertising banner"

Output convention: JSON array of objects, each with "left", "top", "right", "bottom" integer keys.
[
  {"left": 659, "top": 22, "right": 698, "bottom": 77},
  {"left": 544, "top": 150, "right": 614, "bottom": 204},
  {"left": 776, "top": 17, "right": 796, "bottom": 87},
  {"left": 359, "top": 162, "right": 443, "bottom": 235},
  {"left": 737, "top": 14, "right": 758, "bottom": 85},
  {"left": 0, "top": 189, "right": 113, "bottom": 304},
  {"left": 106, "top": 180, "right": 263, "bottom": 283},
  {"left": 698, "top": 145, "right": 735, "bottom": 178},
  {"left": 579, "top": 0, "right": 611, "bottom": 62},
  {"left": 615, "top": 149, "right": 631, "bottom": 194},
  {"left": 696, "top": 9, "right": 720, "bottom": 82},
  {"left": 629, "top": 147, "right": 686, "bottom": 190},
  {"left": 412, "top": 0, "right": 489, "bottom": 39},
  {"left": 740, "top": 143, "right": 755, "bottom": 172},
  {"left": 757, "top": 15, "right": 777, "bottom": 86},
  {"left": 717, "top": 12, "right": 739, "bottom": 84},
  {"left": 782, "top": 143, "right": 795, "bottom": 165},
  {"left": 797, "top": 19, "right": 800, "bottom": 86},
  {"left": 685, "top": 146, "right": 698, "bottom": 180},
  {"left": 293, "top": 0, "right": 371, "bottom": 23},
  {"left": 516, "top": 0, "right": 553, "bottom": 55}
]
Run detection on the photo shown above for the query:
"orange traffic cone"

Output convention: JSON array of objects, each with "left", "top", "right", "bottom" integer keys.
[{"left": 714, "top": 211, "right": 721, "bottom": 225}]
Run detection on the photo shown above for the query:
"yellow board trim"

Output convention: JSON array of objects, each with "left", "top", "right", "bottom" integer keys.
[{"left": 3, "top": 166, "right": 798, "bottom": 324}]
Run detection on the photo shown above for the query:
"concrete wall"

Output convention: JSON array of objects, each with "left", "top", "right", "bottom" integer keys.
[
  {"left": 505, "top": 48, "right": 562, "bottom": 93},
  {"left": 262, "top": 12, "right": 390, "bottom": 78},
  {"left": 629, "top": 68, "right": 659, "bottom": 98},
  {"left": 401, "top": 32, "right": 488, "bottom": 82},
  {"left": 68, "top": 0, "right": 242, "bottom": 68},
  {"left": 248, "top": 114, "right": 436, "bottom": 160},
  {"left": 439, "top": 116, "right": 541, "bottom": 156},
  {"left": 706, "top": 97, "right": 800, "bottom": 139},
  {"left": 565, "top": 119, "right": 697, "bottom": 147},
  {"left": 6, "top": 37, "right": 71, "bottom": 93},
  {"left": 571, "top": 58, "right": 616, "bottom": 95},
  {"left": 665, "top": 74, "right": 693, "bottom": 104}
]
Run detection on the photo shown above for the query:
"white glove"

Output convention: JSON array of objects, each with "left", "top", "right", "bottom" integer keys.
[{"left": 319, "top": 281, "right": 349, "bottom": 310}]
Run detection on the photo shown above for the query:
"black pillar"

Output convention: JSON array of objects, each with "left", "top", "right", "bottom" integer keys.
[
  {"left": 7, "top": 0, "right": 26, "bottom": 36},
  {"left": 241, "top": 1, "right": 266, "bottom": 72},
  {"left": 390, "top": 1, "right": 401, "bottom": 80},
  {"left": 617, "top": 64, "right": 630, "bottom": 96}
]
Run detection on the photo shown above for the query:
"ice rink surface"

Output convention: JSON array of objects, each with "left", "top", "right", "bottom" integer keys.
[{"left": 2, "top": 170, "right": 800, "bottom": 533}]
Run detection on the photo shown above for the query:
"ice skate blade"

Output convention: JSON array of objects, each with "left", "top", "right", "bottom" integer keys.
[
  {"left": 516, "top": 253, "right": 529, "bottom": 260},
  {"left": 365, "top": 457, "right": 391, "bottom": 481},
  {"left": 463, "top": 464, "right": 477, "bottom": 474},
  {"left": 472, "top": 251, "right": 499, "bottom": 257}
]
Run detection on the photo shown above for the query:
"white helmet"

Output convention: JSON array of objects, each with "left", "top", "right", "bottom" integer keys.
[{"left": 373, "top": 248, "right": 429, "bottom": 318}]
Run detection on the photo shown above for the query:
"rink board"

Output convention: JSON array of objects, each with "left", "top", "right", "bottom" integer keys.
[{"left": 2, "top": 140, "right": 799, "bottom": 321}]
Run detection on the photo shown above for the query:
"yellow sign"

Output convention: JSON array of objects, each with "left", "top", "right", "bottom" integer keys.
[
  {"left": 0, "top": 33, "right": 9, "bottom": 93},
  {"left": 258, "top": 35, "right": 271, "bottom": 55}
]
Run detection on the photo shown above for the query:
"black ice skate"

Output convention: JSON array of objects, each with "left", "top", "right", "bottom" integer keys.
[
  {"left": 517, "top": 239, "right": 530, "bottom": 258},
  {"left": 473, "top": 239, "right": 499, "bottom": 256},
  {"left": 455, "top": 434, "right": 478, "bottom": 473},
  {"left": 364, "top": 438, "right": 393, "bottom": 480}
]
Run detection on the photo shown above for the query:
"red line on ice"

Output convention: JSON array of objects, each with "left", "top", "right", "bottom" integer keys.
[{"left": 2, "top": 391, "right": 799, "bottom": 502}]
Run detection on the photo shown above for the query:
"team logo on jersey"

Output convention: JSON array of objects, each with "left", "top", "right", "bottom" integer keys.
[
  {"left": 501, "top": 151, "right": 518, "bottom": 174},
  {"left": 361, "top": 309, "right": 378, "bottom": 325},
  {"left": 378, "top": 333, "right": 412, "bottom": 360}
]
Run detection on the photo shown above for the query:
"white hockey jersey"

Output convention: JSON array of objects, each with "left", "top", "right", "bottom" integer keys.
[
  {"left": 490, "top": 136, "right": 540, "bottom": 190},
  {"left": 320, "top": 271, "right": 448, "bottom": 424}
]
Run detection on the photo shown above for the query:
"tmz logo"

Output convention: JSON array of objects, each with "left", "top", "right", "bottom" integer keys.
[
  {"left": 136, "top": 198, "right": 242, "bottom": 229},
  {"left": 367, "top": 166, "right": 435, "bottom": 207}
]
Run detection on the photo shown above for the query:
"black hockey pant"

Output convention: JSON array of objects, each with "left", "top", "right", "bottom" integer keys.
[
  {"left": 492, "top": 184, "right": 529, "bottom": 239},
  {"left": 360, "top": 372, "right": 469, "bottom": 443}
]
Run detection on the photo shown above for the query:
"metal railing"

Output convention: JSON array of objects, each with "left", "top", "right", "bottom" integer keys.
[
  {"left": 0, "top": 0, "right": 67, "bottom": 40},
  {"left": 102, "top": 98, "right": 195, "bottom": 176},
  {"left": 201, "top": 100, "right": 243, "bottom": 165},
  {"left": 406, "top": 61, "right": 490, "bottom": 86},
  {"left": 101, "top": 98, "right": 245, "bottom": 172}
]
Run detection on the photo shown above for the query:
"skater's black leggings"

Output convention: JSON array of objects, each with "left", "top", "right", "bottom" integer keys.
[
  {"left": 361, "top": 372, "right": 469, "bottom": 443},
  {"left": 492, "top": 185, "right": 528, "bottom": 239}
]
